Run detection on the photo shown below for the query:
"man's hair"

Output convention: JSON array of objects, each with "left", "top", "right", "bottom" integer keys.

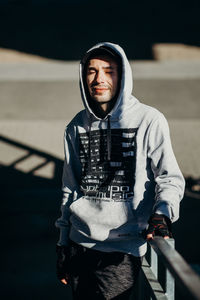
[{"left": 83, "top": 46, "right": 122, "bottom": 71}]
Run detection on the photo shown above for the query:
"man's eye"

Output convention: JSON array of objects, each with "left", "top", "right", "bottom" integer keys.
[
  {"left": 88, "top": 70, "right": 96, "bottom": 74},
  {"left": 106, "top": 71, "right": 113, "bottom": 74}
]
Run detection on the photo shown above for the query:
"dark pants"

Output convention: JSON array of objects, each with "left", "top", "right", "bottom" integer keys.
[{"left": 67, "top": 241, "right": 143, "bottom": 300}]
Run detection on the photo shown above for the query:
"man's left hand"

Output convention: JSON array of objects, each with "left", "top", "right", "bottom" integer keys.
[{"left": 146, "top": 213, "right": 172, "bottom": 240}]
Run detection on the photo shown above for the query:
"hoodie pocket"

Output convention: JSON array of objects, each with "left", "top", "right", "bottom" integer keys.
[{"left": 69, "top": 197, "right": 138, "bottom": 241}]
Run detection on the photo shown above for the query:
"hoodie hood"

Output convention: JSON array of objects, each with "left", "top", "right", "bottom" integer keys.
[{"left": 79, "top": 42, "right": 137, "bottom": 120}]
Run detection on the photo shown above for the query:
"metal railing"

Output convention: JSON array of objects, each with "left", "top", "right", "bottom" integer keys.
[{"left": 136, "top": 237, "right": 200, "bottom": 300}]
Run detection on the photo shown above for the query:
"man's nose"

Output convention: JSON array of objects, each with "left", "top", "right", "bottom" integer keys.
[{"left": 95, "top": 71, "right": 105, "bottom": 83}]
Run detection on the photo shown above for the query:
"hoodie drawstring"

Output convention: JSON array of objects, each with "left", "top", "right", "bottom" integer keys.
[{"left": 107, "top": 116, "right": 111, "bottom": 161}]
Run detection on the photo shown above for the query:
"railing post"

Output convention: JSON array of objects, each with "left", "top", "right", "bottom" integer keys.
[
  {"left": 150, "top": 245, "right": 158, "bottom": 300},
  {"left": 165, "top": 239, "right": 175, "bottom": 300},
  {"left": 150, "top": 244, "right": 158, "bottom": 277},
  {"left": 149, "top": 238, "right": 175, "bottom": 300},
  {"left": 137, "top": 237, "right": 200, "bottom": 300}
]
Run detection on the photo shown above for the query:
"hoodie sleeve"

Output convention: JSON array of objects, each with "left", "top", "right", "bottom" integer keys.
[
  {"left": 55, "top": 127, "right": 81, "bottom": 246},
  {"left": 147, "top": 113, "right": 185, "bottom": 222}
]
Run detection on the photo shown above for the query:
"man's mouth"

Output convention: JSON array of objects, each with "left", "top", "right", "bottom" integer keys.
[
  {"left": 92, "top": 86, "right": 109, "bottom": 93},
  {"left": 95, "top": 88, "right": 108, "bottom": 91}
]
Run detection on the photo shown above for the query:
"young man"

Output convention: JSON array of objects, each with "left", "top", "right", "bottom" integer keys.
[{"left": 55, "top": 42, "right": 185, "bottom": 299}]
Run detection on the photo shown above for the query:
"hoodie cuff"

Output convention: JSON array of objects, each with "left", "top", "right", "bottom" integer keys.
[
  {"left": 154, "top": 203, "right": 172, "bottom": 221},
  {"left": 57, "top": 227, "right": 70, "bottom": 246}
]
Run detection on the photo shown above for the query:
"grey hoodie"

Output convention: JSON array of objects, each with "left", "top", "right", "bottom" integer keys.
[{"left": 55, "top": 42, "right": 185, "bottom": 257}]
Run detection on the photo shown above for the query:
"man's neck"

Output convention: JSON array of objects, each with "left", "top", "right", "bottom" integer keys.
[{"left": 91, "top": 100, "right": 115, "bottom": 119}]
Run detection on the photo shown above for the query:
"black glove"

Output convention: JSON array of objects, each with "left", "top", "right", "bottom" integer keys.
[
  {"left": 146, "top": 213, "right": 172, "bottom": 238},
  {"left": 56, "top": 245, "right": 70, "bottom": 282}
]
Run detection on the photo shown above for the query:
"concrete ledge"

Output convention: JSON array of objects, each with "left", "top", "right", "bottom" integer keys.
[
  {"left": 0, "top": 60, "right": 200, "bottom": 81},
  {"left": 0, "top": 79, "right": 200, "bottom": 120}
]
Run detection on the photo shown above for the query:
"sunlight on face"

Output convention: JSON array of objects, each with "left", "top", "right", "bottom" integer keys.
[{"left": 86, "top": 56, "right": 119, "bottom": 103}]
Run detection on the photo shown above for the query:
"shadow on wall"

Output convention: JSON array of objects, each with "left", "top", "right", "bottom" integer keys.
[
  {"left": 0, "top": 134, "right": 200, "bottom": 299},
  {"left": 0, "top": 135, "right": 72, "bottom": 300},
  {"left": 0, "top": 0, "right": 199, "bottom": 60}
]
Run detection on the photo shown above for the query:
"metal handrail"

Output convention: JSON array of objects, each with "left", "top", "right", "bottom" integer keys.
[
  {"left": 149, "top": 237, "right": 200, "bottom": 300},
  {"left": 138, "top": 237, "right": 200, "bottom": 300}
]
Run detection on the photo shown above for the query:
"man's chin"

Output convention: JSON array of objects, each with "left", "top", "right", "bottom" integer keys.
[{"left": 92, "top": 95, "right": 112, "bottom": 103}]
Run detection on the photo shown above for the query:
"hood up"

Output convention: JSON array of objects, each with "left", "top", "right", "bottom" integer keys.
[{"left": 79, "top": 42, "right": 138, "bottom": 120}]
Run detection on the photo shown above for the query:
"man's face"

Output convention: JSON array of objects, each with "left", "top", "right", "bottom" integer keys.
[{"left": 86, "top": 55, "right": 119, "bottom": 104}]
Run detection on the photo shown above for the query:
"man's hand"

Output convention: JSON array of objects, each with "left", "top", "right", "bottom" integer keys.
[
  {"left": 146, "top": 213, "right": 172, "bottom": 240},
  {"left": 56, "top": 245, "right": 70, "bottom": 285}
]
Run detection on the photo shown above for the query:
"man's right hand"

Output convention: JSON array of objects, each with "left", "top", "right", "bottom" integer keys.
[
  {"left": 145, "top": 213, "right": 172, "bottom": 240},
  {"left": 56, "top": 245, "right": 70, "bottom": 285}
]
